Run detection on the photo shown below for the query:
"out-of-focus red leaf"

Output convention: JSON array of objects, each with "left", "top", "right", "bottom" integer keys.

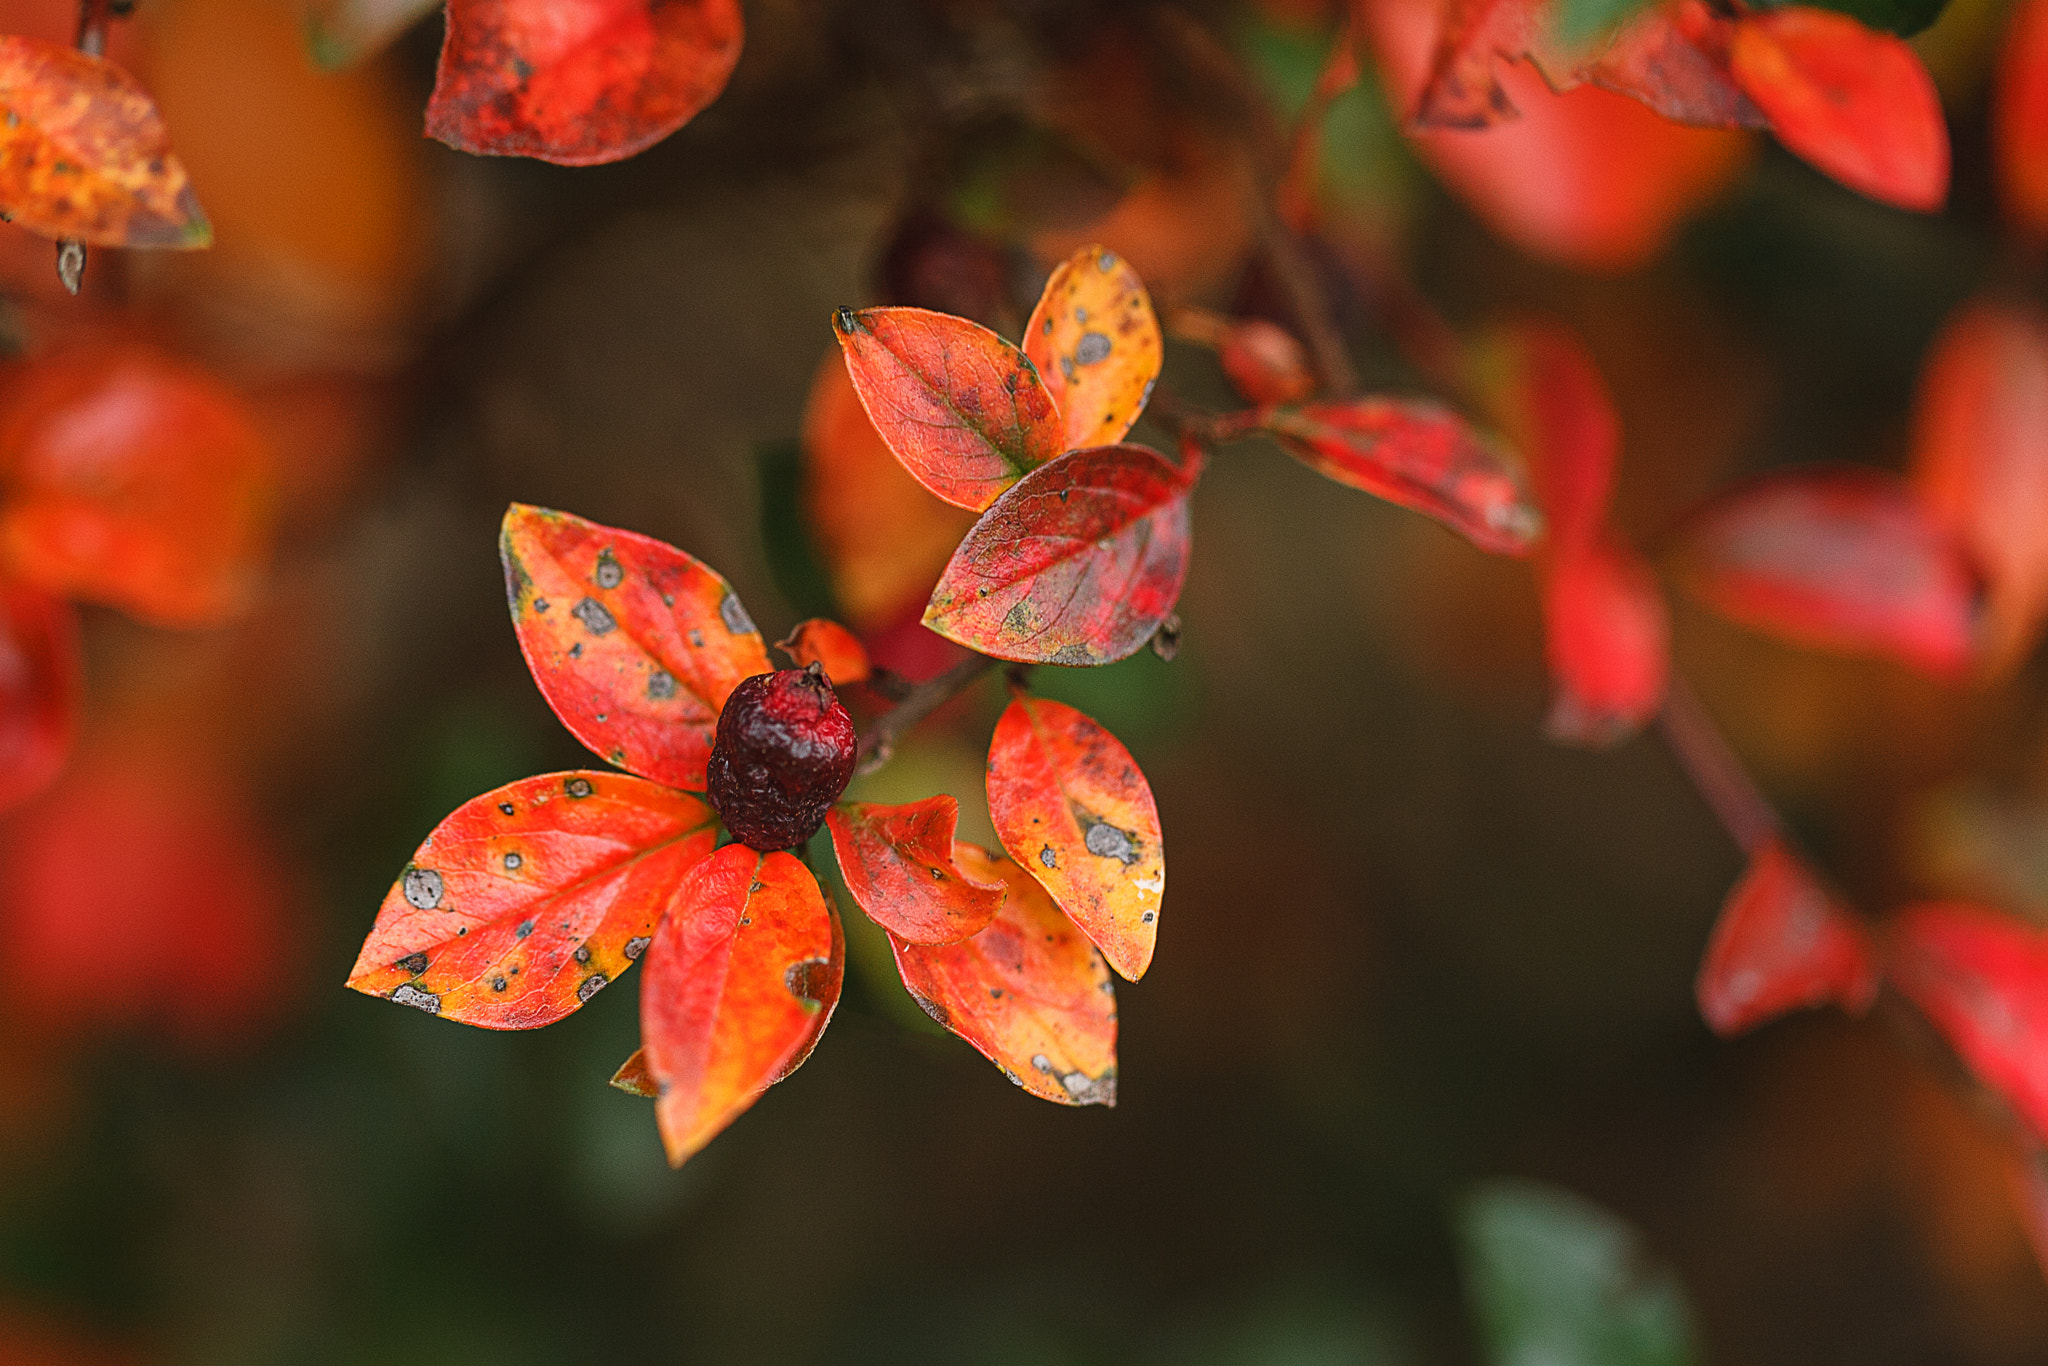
[
  {"left": 1889, "top": 902, "right": 2048, "bottom": 1144},
  {"left": 1997, "top": 0, "right": 2048, "bottom": 243},
  {"left": 1695, "top": 837, "right": 1878, "bottom": 1036},
  {"left": 1477, "top": 322, "right": 1619, "bottom": 556},
  {"left": 1263, "top": 399, "right": 1542, "bottom": 555},
  {"left": 0, "top": 37, "right": 210, "bottom": 248},
  {"left": 890, "top": 841, "right": 1116, "bottom": 1105},
  {"left": 1910, "top": 302, "right": 2048, "bottom": 673},
  {"left": 1220, "top": 318, "right": 1317, "bottom": 406},
  {"left": 0, "top": 343, "right": 272, "bottom": 628},
  {"left": 499, "top": 504, "right": 771, "bottom": 790},
  {"left": 1728, "top": 7, "right": 1948, "bottom": 212},
  {"left": 0, "top": 579, "right": 77, "bottom": 814},
  {"left": 833, "top": 306, "right": 1064, "bottom": 512},
  {"left": 1675, "top": 468, "right": 1978, "bottom": 678},
  {"left": 776, "top": 618, "right": 871, "bottom": 685},
  {"left": 346, "top": 771, "right": 716, "bottom": 1029},
  {"left": 1541, "top": 539, "right": 1668, "bottom": 746},
  {"left": 826, "top": 796, "right": 1005, "bottom": 945},
  {"left": 986, "top": 694, "right": 1162, "bottom": 981},
  {"left": 1023, "top": 244, "right": 1163, "bottom": 452},
  {"left": 924, "top": 444, "right": 1194, "bottom": 665},
  {"left": 640, "top": 844, "right": 840, "bottom": 1167},
  {"left": 424, "top": 0, "right": 741, "bottom": 165}
]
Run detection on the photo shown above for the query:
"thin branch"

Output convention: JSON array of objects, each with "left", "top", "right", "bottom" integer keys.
[
  {"left": 855, "top": 653, "right": 999, "bottom": 775},
  {"left": 1657, "top": 674, "right": 1781, "bottom": 857}
]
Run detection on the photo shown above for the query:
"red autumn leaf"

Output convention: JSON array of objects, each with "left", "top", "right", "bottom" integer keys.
[
  {"left": 1587, "top": 0, "right": 1763, "bottom": 128},
  {"left": 640, "top": 844, "right": 841, "bottom": 1166},
  {"left": 776, "top": 617, "right": 871, "bottom": 685},
  {"left": 1727, "top": 7, "right": 1948, "bottom": 213},
  {"left": 923, "top": 443, "right": 1194, "bottom": 665},
  {"left": 1889, "top": 902, "right": 2048, "bottom": 1144},
  {"left": 826, "top": 796, "right": 1005, "bottom": 945},
  {"left": 1407, "top": 0, "right": 1558, "bottom": 129},
  {"left": 1219, "top": 318, "right": 1316, "bottom": 407},
  {"left": 500, "top": 503, "right": 771, "bottom": 790},
  {"left": 0, "top": 37, "right": 210, "bottom": 247},
  {"left": 1997, "top": 0, "right": 2048, "bottom": 242},
  {"left": 1910, "top": 302, "right": 2048, "bottom": 673},
  {"left": 347, "top": 770, "right": 716, "bottom": 1028},
  {"left": 889, "top": 841, "right": 1116, "bottom": 1105},
  {"left": 1477, "top": 322, "right": 1619, "bottom": 556},
  {"left": 424, "top": 0, "right": 742, "bottom": 166},
  {"left": 1023, "top": 244, "right": 1164, "bottom": 452},
  {"left": 833, "top": 305, "right": 1065, "bottom": 512},
  {"left": 1541, "top": 539, "right": 1669, "bottom": 747},
  {"left": 1675, "top": 467, "right": 1979, "bottom": 678},
  {"left": 0, "top": 579, "right": 78, "bottom": 814},
  {"left": 1695, "top": 837, "right": 1878, "bottom": 1037},
  {"left": 986, "top": 694, "right": 1163, "bottom": 981},
  {"left": 1262, "top": 399, "right": 1542, "bottom": 556},
  {"left": 0, "top": 343, "right": 273, "bottom": 628}
]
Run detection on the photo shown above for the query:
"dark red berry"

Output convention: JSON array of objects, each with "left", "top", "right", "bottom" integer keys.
[{"left": 706, "top": 664, "right": 858, "bottom": 851}]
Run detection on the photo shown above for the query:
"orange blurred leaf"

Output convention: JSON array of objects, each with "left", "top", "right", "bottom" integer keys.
[
  {"left": 425, "top": 0, "right": 742, "bottom": 165},
  {"left": 500, "top": 503, "right": 771, "bottom": 790},
  {"left": 826, "top": 796, "right": 1005, "bottom": 945},
  {"left": 640, "top": 844, "right": 840, "bottom": 1166},
  {"left": 1997, "top": 0, "right": 2048, "bottom": 243},
  {"left": 0, "top": 343, "right": 272, "bottom": 628},
  {"left": 986, "top": 695, "right": 1162, "bottom": 981},
  {"left": 1695, "top": 837, "right": 1878, "bottom": 1037},
  {"left": 1541, "top": 539, "right": 1668, "bottom": 747},
  {"left": 924, "top": 444, "right": 1194, "bottom": 665},
  {"left": 347, "top": 770, "right": 716, "bottom": 1029},
  {"left": 777, "top": 618, "right": 871, "bottom": 685},
  {"left": 1023, "top": 244, "right": 1163, "bottom": 452},
  {"left": 1889, "top": 902, "right": 2048, "bottom": 1144},
  {"left": 1219, "top": 318, "right": 1316, "bottom": 407},
  {"left": 890, "top": 842, "right": 1116, "bottom": 1105},
  {"left": 1675, "top": 467, "right": 1978, "bottom": 678},
  {"left": 833, "top": 306, "right": 1064, "bottom": 512},
  {"left": 0, "top": 579, "right": 78, "bottom": 814},
  {"left": 0, "top": 37, "right": 210, "bottom": 248}
]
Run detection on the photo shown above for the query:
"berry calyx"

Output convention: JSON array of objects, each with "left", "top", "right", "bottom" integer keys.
[{"left": 706, "top": 664, "right": 858, "bottom": 851}]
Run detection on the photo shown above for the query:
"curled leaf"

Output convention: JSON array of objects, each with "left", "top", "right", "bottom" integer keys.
[
  {"left": 777, "top": 618, "right": 871, "bottom": 685},
  {"left": 610, "top": 1046, "right": 657, "bottom": 1096},
  {"left": 826, "top": 796, "right": 1005, "bottom": 945},
  {"left": 890, "top": 842, "right": 1116, "bottom": 1106},
  {"left": 1024, "top": 244, "right": 1163, "bottom": 451},
  {"left": 640, "top": 845, "right": 840, "bottom": 1167},
  {"left": 1889, "top": 903, "right": 2048, "bottom": 1144},
  {"left": 347, "top": 771, "right": 716, "bottom": 1029},
  {"left": 1695, "top": 837, "right": 1878, "bottom": 1037},
  {"left": 986, "top": 695, "right": 1162, "bottom": 981},
  {"left": 500, "top": 504, "right": 770, "bottom": 790},
  {"left": 0, "top": 579, "right": 78, "bottom": 814}
]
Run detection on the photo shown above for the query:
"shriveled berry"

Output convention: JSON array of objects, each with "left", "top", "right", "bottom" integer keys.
[{"left": 706, "top": 664, "right": 858, "bottom": 851}]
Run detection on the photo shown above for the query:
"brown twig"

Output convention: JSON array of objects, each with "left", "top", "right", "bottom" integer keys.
[
  {"left": 1656, "top": 673, "right": 1781, "bottom": 857},
  {"left": 854, "top": 653, "right": 999, "bottom": 775}
]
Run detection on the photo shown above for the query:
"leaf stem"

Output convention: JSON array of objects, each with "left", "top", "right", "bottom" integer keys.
[
  {"left": 855, "top": 652, "right": 1000, "bottom": 775},
  {"left": 1656, "top": 674, "right": 1781, "bottom": 856}
]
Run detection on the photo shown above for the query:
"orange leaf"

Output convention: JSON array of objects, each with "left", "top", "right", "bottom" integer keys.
[
  {"left": 0, "top": 343, "right": 273, "bottom": 628},
  {"left": 0, "top": 37, "right": 210, "bottom": 248},
  {"left": 1997, "top": 0, "right": 2048, "bottom": 243},
  {"left": 610, "top": 1045, "right": 657, "bottom": 1096},
  {"left": 0, "top": 579, "right": 78, "bottom": 814},
  {"left": 347, "top": 771, "right": 717, "bottom": 1028},
  {"left": 1728, "top": 7, "right": 1948, "bottom": 213},
  {"left": 826, "top": 796, "right": 1005, "bottom": 945},
  {"left": 776, "top": 617, "right": 871, "bottom": 685},
  {"left": 1695, "top": 837, "right": 1877, "bottom": 1037},
  {"left": 1541, "top": 539, "right": 1668, "bottom": 747},
  {"left": 890, "top": 842, "right": 1116, "bottom": 1105},
  {"left": 425, "top": 0, "right": 742, "bottom": 165},
  {"left": 924, "top": 444, "right": 1194, "bottom": 665},
  {"left": 1262, "top": 399, "right": 1542, "bottom": 555},
  {"left": 1889, "top": 902, "right": 2048, "bottom": 1144},
  {"left": 986, "top": 695, "right": 1163, "bottom": 981},
  {"left": 1023, "top": 244, "right": 1163, "bottom": 452},
  {"left": 833, "top": 306, "right": 1064, "bottom": 512},
  {"left": 1910, "top": 301, "right": 2048, "bottom": 673},
  {"left": 640, "top": 844, "right": 841, "bottom": 1166},
  {"left": 499, "top": 504, "right": 771, "bottom": 790}
]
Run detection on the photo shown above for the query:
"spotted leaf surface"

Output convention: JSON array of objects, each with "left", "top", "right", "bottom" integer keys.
[
  {"left": 1675, "top": 468, "right": 1978, "bottom": 678},
  {"left": 0, "top": 344, "right": 272, "bottom": 628},
  {"left": 1023, "top": 244, "right": 1162, "bottom": 452},
  {"left": 987, "top": 695, "right": 1162, "bottom": 981},
  {"left": 1263, "top": 399, "right": 1541, "bottom": 556},
  {"left": 1541, "top": 539, "right": 1669, "bottom": 748},
  {"left": 0, "top": 579, "right": 78, "bottom": 813},
  {"left": 890, "top": 842, "right": 1116, "bottom": 1106},
  {"left": 640, "top": 845, "right": 841, "bottom": 1166},
  {"left": 924, "top": 443, "right": 1193, "bottom": 665},
  {"left": 425, "top": 0, "right": 742, "bottom": 165},
  {"left": 826, "top": 796, "right": 1005, "bottom": 945},
  {"left": 833, "top": 306, "right": 1063, "bottom": 512},
  {"left": 0, "top": 37, "right": 210, "bottom": 248},
  {"left": 501, "top": 504, "right": 770, "bottom": 790},
  {"left": 1695, "top": 838, "right": 1877, "bottom": 1037},
  {"left": 1889, "top": 903, "right": 2048, "bottom": 1143},
  {"left": 776, "top": 617, "right": 870, "bottom": 685},
  {"left": 348, "top": 771, "right": 714, "bottom": 1028}
]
